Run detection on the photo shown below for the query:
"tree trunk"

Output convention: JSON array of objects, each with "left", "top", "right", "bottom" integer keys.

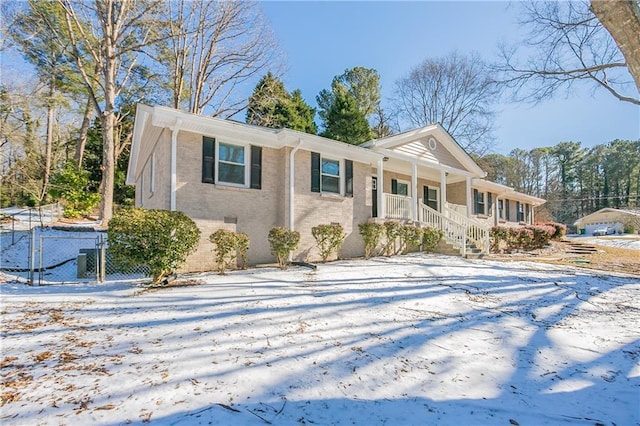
[
  {"left": 40, "top": 81, "right": 55, "bottom": 203},
  {"left": 591, "top": 0, "right": 640, "bottom": 92},
  {"left": 75, "top": 96, "right": 93, "bottom": 167}
]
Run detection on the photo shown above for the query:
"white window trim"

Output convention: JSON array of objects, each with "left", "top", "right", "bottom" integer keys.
[
  {"left": 320, "top": 155, "right": 344, "bottom": 195},
  {"left": 150, "top": 152, "right": 156, "bottom": 195},
  {"left": 215, "top": 140, "right": 250, "bottom": 188},
  {"left": 396, "top": 179, "right": 411, "bottom": 197}
]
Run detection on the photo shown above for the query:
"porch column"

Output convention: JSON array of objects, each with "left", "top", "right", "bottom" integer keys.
[
  {"left": 466, "top": 176, "right": 472, "bottom": 218},
  {"left": 411, "top": 163, "right": 418, "bottom": 221},
  {"left": 170, "top": 119, "right": 182, "bottom": 211},
  {"left": 377, "top": 159, "right": 385, "bottom": 219},
  {"left": 440, "top": 170, "right": 447, "bottom": 213},
  {"left": 494, "top": 195, "right": 500, "bottom": 226},
  {"left": 530, "top": 204, "right": 535, "bottom": 224}
]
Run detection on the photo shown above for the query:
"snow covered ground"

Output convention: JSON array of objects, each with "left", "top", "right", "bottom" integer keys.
[
  {"left": 1, "top": 253, "right": 639, "bottom": 425},
  {"left": 568, "top": 234, "right": 640, "bottom": 251}
]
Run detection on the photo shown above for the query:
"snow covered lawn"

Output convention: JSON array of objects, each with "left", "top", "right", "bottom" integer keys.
[{"left": 1, "top": 254, "right": 639, "bottom": 425}]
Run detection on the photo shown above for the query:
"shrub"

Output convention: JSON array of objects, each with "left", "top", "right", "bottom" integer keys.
[
  {"left": 312, "top": 223, "right": 345, "bottom": 262},
  {"left": 209, "top": 229, "right": 239, "bottom": 275},
  {"left": 422, "top": 227, "right": 443, "bottom": 252},
  {"left": 383, "top": 221, "right": 403, "bottom": 256},
  {"left": 236, "top": 232, "right": 250, "bottom": 269},
  {"left": 541, "top": 222, "right": 567, "bottom": 240},
  {"left": 401, "top": 225, "right": 423, "bottom": 254},
  {"left": 268, "top": 227, "right": 300, "bottom": 269},
  {"left": 48, "top": 163, "right": 100, "bottom": 218},
  {"left": 358, "top": 222, "right": 384, "bottom": 259},
  {"left": 490, "top": 226, "right": 508, "bottom": 253},
  {"left": 108, "top": 208, "right": 201, "bottom": 284},
  {"left": 623, "top": 223, "right": 635, "bottom": 234},
  {"left": 526, "top": 225, "right": 555, "bottom": 249}
]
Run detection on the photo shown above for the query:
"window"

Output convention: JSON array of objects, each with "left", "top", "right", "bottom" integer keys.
[
  {"left": 321, "top": 157, "right": 340, "bottom": 194},
  {"left": 311, "top": 152, "right": 352, "bottom": 196},
  {"left": 473, "top": 189, "right": 485, "bottom": 215},
  {"left": 391, "top": 179, "right": 410, "bottom": 196},
  {"left": 218, "top": 142, "right": 246, "bottom": 185},
  {"left": 423, "top": 186, "right": 438, "bottom": 210},
  {"left": 517, "top": 201, "right": 524, "bottom": 222},
  {"left": 202, "top": 137, "right": 262, "bottom": 189}
]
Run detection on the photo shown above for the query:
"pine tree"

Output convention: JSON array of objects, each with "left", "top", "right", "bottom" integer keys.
[
  {"left": 320, "top": 84, "right": 372, "bottom": 144},
  {"left": 246, "top": 73, "right": 316, "bottom": 133}
]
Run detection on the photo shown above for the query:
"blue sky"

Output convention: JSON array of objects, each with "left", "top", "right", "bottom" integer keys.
[{"left": 260, "top": 1, "right": 640, "bottom": 154}]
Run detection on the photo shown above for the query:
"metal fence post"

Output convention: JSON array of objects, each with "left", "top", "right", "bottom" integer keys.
[
  {"left": 38, "top": 234, "right": 43, "bottom": 287},
  {"left": 99, "top": 234, "right": 106, "bottom": 282},
  {"left": 28, "top": 228, "right": 35, "bottom": 286}
]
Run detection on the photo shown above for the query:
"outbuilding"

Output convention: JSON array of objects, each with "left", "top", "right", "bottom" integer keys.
[{"left": 574, "top": 208, "right": 640, "bottom": 235}]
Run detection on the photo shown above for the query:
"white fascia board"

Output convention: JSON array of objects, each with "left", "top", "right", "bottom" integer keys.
[
  {"left": 471, "top": 178, "right": 513, "bottom": 195},
  {"left": 126, "top": 104, "right": 153, "bottom": 185},
  {"left": 150, "top": 106, "right": 284, "bottom": 148},
  {"left": 376, "top": 148, "right": 476, "bottom": 177},
  {"left": 365, "top": 124, "right": 485, "bottom": 177},
  {"left": 282, "top": 130, "right": 383, "bottom": 164}
]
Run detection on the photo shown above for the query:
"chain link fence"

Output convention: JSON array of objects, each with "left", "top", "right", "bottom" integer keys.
[{"left": 0, "top": 226, "right": 149, "bottom": 286}]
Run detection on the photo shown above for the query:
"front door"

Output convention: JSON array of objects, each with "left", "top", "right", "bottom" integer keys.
[{"left": 372, "top": 176, "right": 378, "bottom": 217}]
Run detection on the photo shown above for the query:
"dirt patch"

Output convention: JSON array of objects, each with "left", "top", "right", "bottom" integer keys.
[{"left": 489, "top": 240, "right": 640, "bottom": 276}]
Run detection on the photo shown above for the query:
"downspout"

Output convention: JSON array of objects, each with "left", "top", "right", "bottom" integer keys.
[
  {"left": 288, "top": 141, "right": 302, "bottom": 261},
  {"left": 170, "top": 119, "right": 182, "bottom": 211},
  {"left": 289, "top": 140, "right": 303, "bottom": 231}
]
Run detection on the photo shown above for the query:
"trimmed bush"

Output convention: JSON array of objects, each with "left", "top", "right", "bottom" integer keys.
[
  {"left": 268, "top": 227, "right": 300, "bottom": 269},
  {"left": 383, "top": 221, "right": 403, "bottom": 256},
  {"left": 236, "top": 232, "right": 250, "bottom": 269},
  {"left": 541, "top": 222, "right": 567, "bottom": 240},
  {"left": 491, "top": 225, "right": 554, "bottom": 253},
  {"left": 401, "top": 225, "right": 423, "bottom": 254},
  {"left": 108, "top": 208, "right": 201, "bottom": 284},
  {"left": 358, "top": 222, "right": 384, "bottom": 259},
  {"left": 312, "top": 223, "right": 345, "bottom": 262},
  {"left": 48, "top": 163, "right": 100, "bottom": 218},
  {"left": 209, "top": 229, "right": 238, "bottom": 275},
  {"left": 422, "top": 227, "right": 443, "bottom": 252}
]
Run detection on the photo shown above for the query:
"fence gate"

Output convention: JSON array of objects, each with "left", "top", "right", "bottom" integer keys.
[{"left": 30, "top": 233, "right": 105, "bottom": 286}]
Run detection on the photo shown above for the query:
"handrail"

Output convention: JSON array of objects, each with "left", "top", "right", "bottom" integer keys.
[
  {"left": 419, "top": 203, "right": 468, "bottom": 256},
  {"left": 384, "top": 193, "right": 412, "bottom": 220}
]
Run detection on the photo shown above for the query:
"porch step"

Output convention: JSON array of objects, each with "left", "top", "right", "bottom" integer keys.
[
  {"left": 464, "top": 243, "right": 484, "bottom": 259},
  {"left": 435, "top": 240, "right": 461, "bottom": 256}
]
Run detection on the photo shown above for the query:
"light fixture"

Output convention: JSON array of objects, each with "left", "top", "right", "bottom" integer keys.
[{"left": 383, "top": 156, "right": 389, "bottom": 162}]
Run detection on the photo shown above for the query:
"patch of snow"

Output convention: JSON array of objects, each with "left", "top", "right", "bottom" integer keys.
[
  {"left": 568, "top": 234, "right": 640, "bottom": 250},
  {"left": 1, "top": 253, "right": 638, "bottom": 425}
]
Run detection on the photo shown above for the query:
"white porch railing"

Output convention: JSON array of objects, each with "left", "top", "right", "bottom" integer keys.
[
  {"left": 442, "top": 204, "right": 490, "bottom": 254},
  {"left": 382, "top": 194, "right": 490, "bottom": 255},
  {"left": 384, "top": 193, "right": 412, "bottom": 220},
  {"left": 419, "top": 203, "right": 469, "bottom": 255}
]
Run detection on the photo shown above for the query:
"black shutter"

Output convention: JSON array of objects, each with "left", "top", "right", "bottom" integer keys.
[
  {"left": 202, "top": 137, "right": 215, "bottom": 183},
  {"left": 250, "top": 145, "right": 262, "bottom": 189},
  {"left": 391, "top": 179, "right": 398, "bottom": 195},
  {"left": 473, "top": 188, "right": 479, "bottom": 214},
  {"left": 488, "top": 193, "right": 493, "bottom": 216},
  {"left": 423, "top": 185, "right": 428, "bottom": 203},
  {"left": 311, "top": 152, "right": 320, "bottom": 192},
  {"left": 345, "top": 159, "right": 353, "bottom": 197}
]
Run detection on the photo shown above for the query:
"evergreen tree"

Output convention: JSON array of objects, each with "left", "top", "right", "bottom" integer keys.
[
  {"left": 320, "top": 84, "right": 372, "bottom": 144},
  {"left": 246, "top": 73, "right": 316, "bottom": 133}
]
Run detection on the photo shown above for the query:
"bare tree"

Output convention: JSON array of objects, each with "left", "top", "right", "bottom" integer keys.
[
  {"left": 56, "top": 0, "right": 166, "bottom": 224},
  {"left": 392, "top": 52, "right": 498, "bottom": 155},
  {"left": 495, "top": 1, "right": 639, "bottom": 105},
  {"left": 158, "top": 0, "right": 281, "bottom": 117},
  {"left": 590, "top": 0, "right": 640, "bottom": 92}
]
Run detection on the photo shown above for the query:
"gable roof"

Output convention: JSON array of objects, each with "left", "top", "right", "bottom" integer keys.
[
  {"left": 574, "top": 208, "right": 640, "bottom": 226},
  {"left": 127, "top": 104, "right": 383, "bottom": 185},
  {"left": 362, "top": 124, "right": 486, "bottom": 177}
]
